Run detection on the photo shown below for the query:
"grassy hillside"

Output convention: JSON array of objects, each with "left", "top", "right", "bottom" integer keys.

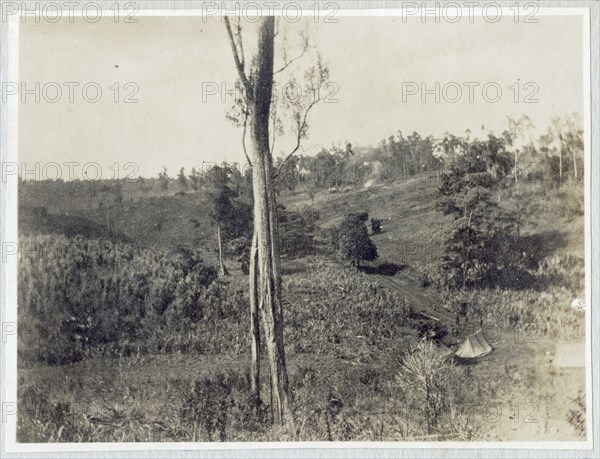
[
  {"left": 20, "top": 172, "right": 583, "bottom": 273},
  {"left": 282, "top": 176, "right": 447, "bottom": 269},
  {"left": 16, "top": 173, "right": 586, "bottom": 442},
  {"left": 19, "top": 181, "right": 221, "bottom": 262},
  {"left": 282, "top": 176, "right": 583, "bottom": 268}
]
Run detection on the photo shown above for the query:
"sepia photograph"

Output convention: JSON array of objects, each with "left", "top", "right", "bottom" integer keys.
[{"left": 0, "top": 1, "right": 598, "bottom": 456}]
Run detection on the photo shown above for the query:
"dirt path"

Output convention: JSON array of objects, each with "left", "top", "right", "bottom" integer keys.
[{"left": 372, "top": 272, "right": 454, "bottom": 324}]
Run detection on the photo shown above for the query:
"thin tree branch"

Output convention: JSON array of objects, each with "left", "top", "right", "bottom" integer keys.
[
  {"left": 242, "top": 110, "right": 252, "bottom": 167},
  {"left": 273, "top": 96, "right": 319, "bottom": 179},
  {"left": 235, "top": 24, "right": 245, "bottom": 72},
  {"left": 273, "top": 39, "right": 309, "bottom": 75},
  {"left": 225, "top": 18, "right": 252, "bottom": 168},
  {"left": 224, "top": 17, "right": 251, "bottom": 94}
]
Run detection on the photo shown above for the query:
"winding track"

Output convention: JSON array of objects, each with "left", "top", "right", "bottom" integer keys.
[{"left": 371, "top": 272, "right": 455, "bottom": 325}]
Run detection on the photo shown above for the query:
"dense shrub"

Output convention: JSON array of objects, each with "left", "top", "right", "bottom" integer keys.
[
  {"left": 394, "top": 341, "right": 468, "bottom": 435},
  {"left": 371, "top": 218, "right": 382, "bottom": 235},
  {"left": 332, "top": 213, "right": 378, "bottom": 267},
  {"left": 18, "top": 234, "right": 222, "bottom": 364}
]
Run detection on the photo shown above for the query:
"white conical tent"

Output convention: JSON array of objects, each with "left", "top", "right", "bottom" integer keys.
[{"left": 455, "top": 329, "right": 493, "bottom": 359}]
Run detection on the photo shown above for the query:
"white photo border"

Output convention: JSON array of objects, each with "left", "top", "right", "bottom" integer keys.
[{"left": 1, "top": 1, "right": 598, "bottom": 457}]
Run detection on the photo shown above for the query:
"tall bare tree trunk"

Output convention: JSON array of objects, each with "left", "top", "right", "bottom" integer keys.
[
  {"left": 572, "top": 147, "right": 578, "bottom": 180},
  {"left": 249, "top": 231, "right": 261, "bottom": 407},
  {"left": 247, "top": 17, "right": 291, "bottom": 425},
  {"left": 225, "top": 15, "right": 292, "bottom": 425},
  {"left": 217, "top": 223, "right": 228, "bottom": 276}
]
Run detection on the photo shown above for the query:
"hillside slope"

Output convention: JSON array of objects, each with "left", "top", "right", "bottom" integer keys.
[{"left": 19, "top": 187, "right": 221, "bottom": 262}]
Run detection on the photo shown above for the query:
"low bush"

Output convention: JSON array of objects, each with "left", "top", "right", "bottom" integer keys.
[{"left": 17, "top": 234, "right": 231, "bottom": 364}]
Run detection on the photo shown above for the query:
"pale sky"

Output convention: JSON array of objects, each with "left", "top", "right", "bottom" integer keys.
[{"left": 18, "top": 14, "right": 584, "bottom": 179}]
